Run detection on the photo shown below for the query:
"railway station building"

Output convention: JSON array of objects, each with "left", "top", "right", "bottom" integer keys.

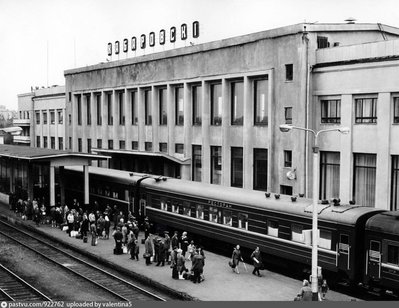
[{"left": 17, "top": 22, "right": 399, "bottom": 210}]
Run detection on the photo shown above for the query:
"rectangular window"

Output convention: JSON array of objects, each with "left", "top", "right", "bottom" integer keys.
[
  {"left": 317, "top": 36, "right": 329, "bottom": 49},
  {"left": 50, "top": 137, "right": 55, "bottom": 149},
  {"left": 57, "top": 110, "right": 63, "bottom": 124},
  {"left": 254, "top": 78, "right": 268, "bottom": 125},
  {"left": 36, "top": 112, "right": 40, "bottom": 124},
  {"left": 211, "top": 146, "right": 222, "bottom": 185},
  {"left": 254, "top": 148, "right": 267, "bottom": 191},
  {"left": 96, "top": 94, "right": 102, "bottom": 125},
  {"left": 291, "top": 224, "right": 304, "bottom": 243},
  {"left": 69, "top": 137, "right": 72, "bottom": 150},
  {"left": 183, "top": 202, "right": 191, "bottom": 216},
  {"left": 160, "top": 199, "right": 167, "bottom": 211},
  {"left": 175, "top": 143, "right": 184, "bottom": 154},
  {"left": 86, "top": 95, "right": 91, "bottom": 125},
  {"left": 353, "top": 153, "right": 376, "bottom": 207},
  {"left": 118, "top": 91, "right": 125, "bottom": 125},
  {"left": 77, "top": 95, "right": 82, "bottom": 125},
  {"left": 192, "top": 84, "right": 202, "bottom": 125},
  {"left": 175, "top": 86, "right": 184, "bottom": 125},
  {"left": 159, "top": 142, "right": 168, "bottom": 153},
  {"left": 387, "top": 245, "right": 399, "bottom": 266},
  {"left": 210, "top": 83, "right": 222, "bottom": 126},
  {"left": 209, "top": 206, "right": 219, "bottom": 223},
  {"left": 97, "top": 139, "right": 102, "bottom": 149},
  {"left": 285, "top": 64, "right": 293, "bottom": 81},
  {"left": 119, "top": 140, "right": 125, "bottom": 150},
  {"left": 36, "top": 136, "right": 40, "bottom": 147},
  {"left": 132, "top": 141, "right": 138, "bottom": 150},
  {"left": 108, "top": 140, "right": 113, "bottom": 150},
  {"left": 391, "top": 155, "right": 399, "bottom": 211},
  {"left": 280, "top": 185, "right": 293, "bottom": 195},
  {"left": 107, "top": 92, "right": 113, "bottom": 125},
  {"left": 196, "top": 204, "right": 204, "bottom": 220},
  {"left": 223, "top": 210, "right": 232, "bottom": 226},
  {"left": 238, "top": 213, "right": 248, "bottom": 230},
  {"left": 131, "top": 91, "right": 138, "bottom": 125},
  {"left": 50, "top": 111, "right": 55, "bottom": 124},
  {"left": 192, "top": 145, "right": 202, "bottom": 182},
  {"left": 43, "top": 136, "right": 48, "bottom": 148},
  {"left": 43, "top": 111, "right": 47, "bottom": 124},
  {"left": 159, "top": 87, "right": 167, "bottom": 125},
  {"left": 267, "top": 220, "right": 279, "bottom": 237},
  {"left": 231, "top": 80, "right": 244, "bottom": 125},
  {"left": 320, "top": 151, "right": 340, "bottom": 200},
  {"left": 321, "top": 99, "right": 341, "bottom": 123},
  {"left": 87, "top": 139, "right": 92, "bottom": 153},
  {"left": 231, "top": 147, "right": 243, "bottom": 188},
  {"left": 319, "top": 230, "right": 332, "bottom": 250},
  {"left": 285, "top": 107, "right": 292, "bottom": 124},
  {"left": 144, "top": 89, "right": 152, "bottom": 125},
  {"left": 145, "top": 142, "right": 152, "bottom": 151},
  {"left": 171, "top": 201, "right": 179, "bottom": 214},
  {"left": 355, "top": 97, "right": 377, "bottom": 123},
  {"left": 394, "top": 97, "right": 399, "bottom": 124},
  {"left": 58, "top": 137, "right": 63, "bottom": 150},
  {"left": 78, "top": 138, "right": 82, "bottom": 152},
  {"left": 284, "top": 150, "right": 292, "bottom": 167}
]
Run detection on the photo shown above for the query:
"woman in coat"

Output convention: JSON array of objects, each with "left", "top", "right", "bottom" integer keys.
[
  {"left": 250, "top": 246, "right": 262, "bottom": 277},
  {"left": 144, "top": 234, "right": 154, "bottom": 265},
  {"left": 231, "top": 244, "right": 243, "bottom": 274}
]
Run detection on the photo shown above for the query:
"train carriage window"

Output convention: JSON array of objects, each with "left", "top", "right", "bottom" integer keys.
[
  {"left": 196, "top": 205, "right": 204, "bottom": 219},
  {"left": 223, "top": 210, "right": 232, "bottom": 226},
  {"left": 238, "top": 213, "right": 248, "bottom": 230},
  {"left": 387, "top": 245, "right": 399, "bottom": 266},
  {"left": 160, "top": 198, "right": 167, "bottom": 211},
  {"left": 267, "top": 220, "right": 279, "bottom": 237},
  {"left": 291, "top": 224, "right": 304, "bottom": 243},
  {"left": 209, "top": 206, "right": 219, "bottom": 223},
  {"left": 318, "top": 229, "right": 332, "bottom": 250},
  {"left": 104, "top": 186, "right": 111, "bottom": 197},
  {"left": 183, "top": 202, "right": 191, "bottom": 216},
  {"left": 172, "top": 201, "right": 179, "bottom": 214},
  {"left": 369, "top": 240, "right": 381, "bottom": 262},
  {"left": 112, "top": 191, "right": 119, "bottom": 199},
  {"left": 339, "top": 234, "right": 350, "bottom": 254},
  {"left": 124, "top": 190, "right": 129, "bottom": 202}
]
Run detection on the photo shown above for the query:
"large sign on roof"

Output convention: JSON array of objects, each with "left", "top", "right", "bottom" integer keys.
[{"left": 107, "top": 21, "right": 199, "bottom": 57}]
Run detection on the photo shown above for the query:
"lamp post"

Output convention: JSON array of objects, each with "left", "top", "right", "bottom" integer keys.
[{"left": 279, "top": 124, "right": 349, "bottom": 301}]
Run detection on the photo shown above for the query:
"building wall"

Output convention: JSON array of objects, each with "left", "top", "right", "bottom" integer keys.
[
  {"left": 62, "top": 23, "right": 399, "bottom": 209},
  {"left": 313, "top": 40, "right": 399, "bottom": 210}
]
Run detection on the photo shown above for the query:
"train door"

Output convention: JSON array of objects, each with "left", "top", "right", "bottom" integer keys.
[
  {"left": 338, "top": 234, "right": 350, "bottom": 270},
  {"left": 367, "top": 240, "right": 381, "bottom": 279}
]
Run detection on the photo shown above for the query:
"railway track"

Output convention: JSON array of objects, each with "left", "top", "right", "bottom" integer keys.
[
  {"left": 0, "top": 220, "right": 167, "bottom": 301},
  {"left": 0, "top": 263, "right": 52, "bottom": 301}
]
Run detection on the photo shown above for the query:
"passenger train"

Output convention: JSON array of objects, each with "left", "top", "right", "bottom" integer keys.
[{"left": 64, "top": 166, "right": 399, "bottom": 295}]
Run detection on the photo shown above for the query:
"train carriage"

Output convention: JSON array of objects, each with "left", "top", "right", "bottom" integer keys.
[
  {"left": 63, "top": 166, "right": 386, "bottom": 286},
  {"left": 140, "top": 176, "right": 383, "bottom": 283},
  {"left": 364, "top": 211, "right": 399, "bottom": 295}
]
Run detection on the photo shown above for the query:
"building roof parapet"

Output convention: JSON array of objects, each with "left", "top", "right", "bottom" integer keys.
[
  {"left": 315, "top": 38, "right": 399, "bottom": 68},
  {"left": 65, "top": 23, "right": 399, "bottom": 76}
]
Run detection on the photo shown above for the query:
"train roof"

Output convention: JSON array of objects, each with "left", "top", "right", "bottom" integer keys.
[
  {"left": 365, "top": 211, "right": 399, "bottom": 235},
  {"left": 142, "top": 176, "right": 383, "bottom": 225}
]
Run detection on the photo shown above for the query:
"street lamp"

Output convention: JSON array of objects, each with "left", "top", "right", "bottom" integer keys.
[{"left": 279, "top": 124, "right": 349, "bottom": 301}]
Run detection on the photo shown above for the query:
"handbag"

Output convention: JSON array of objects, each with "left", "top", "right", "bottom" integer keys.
[
  {"left": 143, "top": 252, "right": 151, "bottom": 258},
  {"left": 228, "top": 260, "right": 236, "bottom": 268}
]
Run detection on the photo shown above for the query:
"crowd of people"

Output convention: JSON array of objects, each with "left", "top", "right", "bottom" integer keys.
[{"left": 8, "top": 194, "right": 329, "bottom": 299}]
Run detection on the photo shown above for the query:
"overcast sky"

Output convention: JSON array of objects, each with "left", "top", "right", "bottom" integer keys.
[{"left": 1, "top": 0, "right": 399, "bottom": 110}]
